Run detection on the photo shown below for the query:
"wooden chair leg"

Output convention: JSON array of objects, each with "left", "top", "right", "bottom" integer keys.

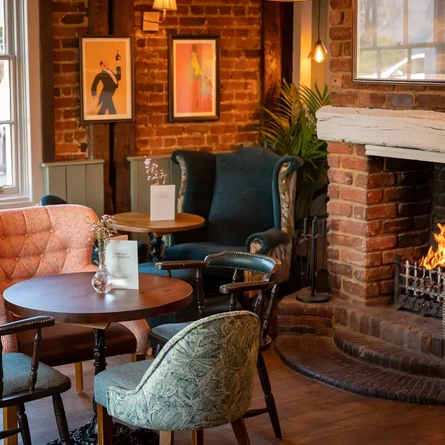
[
  {"left": 231, "top": 417, "right": 251, "bottom": 445},
  {"left": 3, "top": 406, "right": 18, "bottom": 445},
  {"left": 256, "top": 352, "right": 282, "bottom": 439},
  {"left": 160, "top": 430, "right": 174, "bottom": 445},
  {"left": 97, "top": 403, "right": 113, "bottom": 445},
  {"left": 16, "top": 403, "right": 31, "bottom": 445},
  {"left": 52, "top": 394, "right": 71, "bottom": 445},
  {"left": 74, "top": 362, "right": 83, "bottom": 392},
  {"left": 191, "top": 430, "right": 204, "bottom": 445}
]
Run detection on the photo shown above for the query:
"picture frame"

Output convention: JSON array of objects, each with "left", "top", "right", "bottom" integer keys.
[
  {"left": 79, "top": 36, "right": 134, "bottom": 123},
  {"left": 354, "top": 0, "right": 445, "bottom": 85},
  {"left": 168, "top": 35, "right": 220, "bottom": 123}
]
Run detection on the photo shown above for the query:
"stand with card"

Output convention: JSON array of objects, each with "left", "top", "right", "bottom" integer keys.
[
  {"left": 105, "top": 239, "right": 139, "bottom": 289},
  {"left": 150, "top": 184, "right": 176, "bottom": 221}
]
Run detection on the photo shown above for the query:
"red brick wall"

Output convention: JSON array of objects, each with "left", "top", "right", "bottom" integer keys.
[
  {"left": 328, "top": 0, "right": 445, "bottom": 109},
  {"left": 53, "top": 0, "right": 89, "bottom": 159},
  {"left": 52, "top": 0, "right": 262, "bottom": 160},
  {"left": 326, "top": 142, "right": 433, "bottom": 304},
  {"left": 325, "top": 1, "right": 444, "bottom": 304}
]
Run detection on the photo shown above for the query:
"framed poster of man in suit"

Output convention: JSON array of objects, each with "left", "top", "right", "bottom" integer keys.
[{"left": 80, "top": 36, "right": 134, "bottom": 123}]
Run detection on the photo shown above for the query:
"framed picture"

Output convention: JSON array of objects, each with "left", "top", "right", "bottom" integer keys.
[
  {"left": 354, "top": 0, "right": 445, "bottom": 84},
  {"left": 79, "top": 36, "right": 134, "bottom": 123},
  {"left": 168, "top": 35, "right": 220, "bottom": 122}
]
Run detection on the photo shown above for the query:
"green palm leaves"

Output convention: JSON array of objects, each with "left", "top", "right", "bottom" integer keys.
[{"left": 259, "top": 80, "right": 330, "bottom": 228}]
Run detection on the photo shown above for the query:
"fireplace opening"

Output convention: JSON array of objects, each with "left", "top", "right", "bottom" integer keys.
[{"left": 394, "top": 223, "right": 445, "bottom": 319}]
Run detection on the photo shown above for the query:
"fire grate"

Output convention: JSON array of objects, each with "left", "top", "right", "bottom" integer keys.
[{"left": 393, "top": 255, "right": 444, "bottom": 318}]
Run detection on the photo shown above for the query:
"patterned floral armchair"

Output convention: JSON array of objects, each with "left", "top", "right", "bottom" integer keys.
[
  {"left": 139, "top": 147, "right": 302, "bottom": 285},
  {"left": 94, "top": 311, "right": 259, "bottom": 445}
]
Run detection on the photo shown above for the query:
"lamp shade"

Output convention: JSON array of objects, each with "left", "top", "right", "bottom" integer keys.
[
  {"left": 152, "top": 0, "right": 177, "bottom": 10},
  {"left": 308, "top": 39, "right": 328, "bottom": 63}
]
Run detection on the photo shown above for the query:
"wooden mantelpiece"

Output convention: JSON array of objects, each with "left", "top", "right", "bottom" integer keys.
[{"left": 317, "top": 106, "right": 445, "bottom": 163}]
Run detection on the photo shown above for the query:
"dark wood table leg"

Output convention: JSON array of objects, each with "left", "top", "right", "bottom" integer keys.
[
  {"left": 48, "top": 329, "right": 159, "bottom": 445},
  {"left": 149, "top": 233, "right": 165, "bottom": 263}
]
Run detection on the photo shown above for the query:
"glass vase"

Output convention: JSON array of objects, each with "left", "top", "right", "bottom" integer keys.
[{"left": 91, "top": 248, "right": 113, "bottom": 294}]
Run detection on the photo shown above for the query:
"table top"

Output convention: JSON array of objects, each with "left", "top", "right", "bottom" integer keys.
[
  {"left": 4, "top": 272, "right": 193, "bottom": 326},
  {"left": 112, "top": 212, "right": 205, "bottom": 236}
]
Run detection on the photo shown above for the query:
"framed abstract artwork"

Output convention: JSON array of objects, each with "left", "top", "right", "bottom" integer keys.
[
  {"left": 79, "top": 36, "right": 134, "bottom": 123},
  {"left": 168, "top": 35, "right": 220, "bottom": 122},
  {"left": 354, "top": 0, "right": 445, "bottom": 84}
]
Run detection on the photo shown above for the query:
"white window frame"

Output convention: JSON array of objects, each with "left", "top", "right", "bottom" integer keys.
[{"left": 0, "top": 0, "right": 42, "bottom": 209}]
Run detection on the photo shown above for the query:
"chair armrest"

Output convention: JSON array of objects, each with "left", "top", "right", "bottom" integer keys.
[
  {"left": 219, "top": 280, "right": 274, "bottom": 295},
  {"left": 246, "top": 228, "right": 290, "bottom": 254},
  {"left": 155, "top": 260, "right": 206, "bottom": 271},
  {"left": 0, "top": 315, "right": 55, "bottom": 337}
]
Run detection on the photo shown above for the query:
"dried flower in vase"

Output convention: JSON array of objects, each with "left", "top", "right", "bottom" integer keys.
[
  {"left": 89, "top": 214, "right": 117, "bottom": 252},
  {"left": 145, "top": 157, "right": 167, "bottom": 185}
]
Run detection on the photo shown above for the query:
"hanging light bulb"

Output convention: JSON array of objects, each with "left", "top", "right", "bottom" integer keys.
[
  {"left": 308, "top": 0, "right": 328, "bottom": 63},
  {"left": 308, "top": 38, "right": 328, "bottom": 63}
]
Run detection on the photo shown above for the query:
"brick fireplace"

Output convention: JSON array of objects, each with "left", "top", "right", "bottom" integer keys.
[{"left": 317, "top": 106, "right": 445, "bottom": 307}]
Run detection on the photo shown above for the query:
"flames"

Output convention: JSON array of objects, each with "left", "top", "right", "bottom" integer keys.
[{"left": 419, "top": 223, "right": 445, "bottom": 270}]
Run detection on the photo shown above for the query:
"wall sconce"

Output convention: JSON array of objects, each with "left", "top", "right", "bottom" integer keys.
[
  {"left": 143, "top": 0, "right": 177, "bottom": 32},
  {"left": 308, "top": 0, "right": 327, "bottom": 63}
]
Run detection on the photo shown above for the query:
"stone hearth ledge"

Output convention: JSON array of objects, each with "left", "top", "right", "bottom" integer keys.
[{"left": 316, "top": 106, "right": 445, "bottom": 163}]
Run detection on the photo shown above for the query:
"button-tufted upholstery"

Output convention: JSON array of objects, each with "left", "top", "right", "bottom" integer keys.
[{"left": 0, "top": 205, "right": 149, "bottom": 358}]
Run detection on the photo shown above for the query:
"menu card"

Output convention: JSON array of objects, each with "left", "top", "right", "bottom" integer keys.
[
  {"left": 150, "top": 184, "right": 175, "bottom": 221},
  {"left": 105, "top": 239, "right": 139, "bottom": 289}
]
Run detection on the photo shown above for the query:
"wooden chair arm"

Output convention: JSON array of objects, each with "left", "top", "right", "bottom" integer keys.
[
  {"left": 0, "top": 315, "right": 55, "bottom": 337},
  {"left": 219, "top": 280, "right": 274, "bottom": 295},
  {"left": 155, "top": 260, "right": 206, "bottom": 271}
]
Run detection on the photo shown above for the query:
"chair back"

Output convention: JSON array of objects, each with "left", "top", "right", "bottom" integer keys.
[
  {"left": 0, "top": 205, "right": 97, "bottom": 352},
  {"left": 171, "top": 147, "right": 300, "bottom": 247},
  {"left": 204, "top": 251, "right": 280, "bottom": 340},
  {"left": 106, "top": 311, "right": 260, "bottom": 431}
]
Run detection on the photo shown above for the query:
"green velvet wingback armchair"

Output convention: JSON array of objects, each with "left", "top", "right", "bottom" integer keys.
[{"left": 139, "top": 147, "right": 302, "bottom": 284}]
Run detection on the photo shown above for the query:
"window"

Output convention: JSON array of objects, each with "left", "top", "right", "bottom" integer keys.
[
  {"left": 354, "top": 0, "right": 445, "bottom": 83},
  {"left": 0, "top": 0, "right": 42, "bottom": 207}
]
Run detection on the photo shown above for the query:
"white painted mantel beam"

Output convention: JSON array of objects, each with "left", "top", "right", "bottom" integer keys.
[{"left": 316, "top": 106, "right": 445, "bottom": 162}]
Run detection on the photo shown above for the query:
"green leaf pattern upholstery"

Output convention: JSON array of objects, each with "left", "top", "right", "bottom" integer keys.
[
  {"left": 248, "top": 160, "right": 297, "bottom": 281},
  {"left": 96, "top": 311, "right": 259, "bottom": 431}
]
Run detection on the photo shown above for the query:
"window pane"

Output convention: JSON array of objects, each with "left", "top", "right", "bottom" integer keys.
[
  {"left": 0, "top": 124, "right": 11, "bottom": 187},
  {"left": 0, "top": 60, "right": 11, "bottom": 121},
  {"left": 0, "top": 0, "right": 5, "bottom": 55},
  {"left": 376, "top": 0, "right": 404, "bottom": 46},
  {"left": 408, "top": 1, "right": 434, "bottom": 44}
]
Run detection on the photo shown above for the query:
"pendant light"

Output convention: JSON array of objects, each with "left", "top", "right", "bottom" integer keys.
[{"left": 308, "top": 0, "right": 327, "bottom": 63}]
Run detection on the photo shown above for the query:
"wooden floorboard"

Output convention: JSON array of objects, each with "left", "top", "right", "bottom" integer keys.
[{"left": 4, "top": 348, "right": 445, "bottom": 444}]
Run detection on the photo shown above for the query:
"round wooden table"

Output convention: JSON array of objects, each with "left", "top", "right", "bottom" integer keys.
[
  {"left": 112, "top": 211, "right": 205, "bottom": 262},
  {"left": 4, "top": 272, "right": 193, "bottom": 445}
]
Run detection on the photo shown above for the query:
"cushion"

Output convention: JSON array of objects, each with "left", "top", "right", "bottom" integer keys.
[
  {"left": 2, "top": 353, "right": 71, "bottom": 396},
  {"left": 94, "top": 359, "right": 154, "bottom": 407},
  {"left": 150, "top": 322, "right": 190, "bottom": 343},
  {"left": 207, "top": 147, "right": 280, "bottom": 245},
  {"left": 165, "top": 242, "right": 244, "bottom": 263}
]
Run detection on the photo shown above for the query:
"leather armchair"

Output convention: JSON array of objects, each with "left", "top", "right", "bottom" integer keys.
[{"left": 139, "top": 146, "right": 302, "bottom": 284}]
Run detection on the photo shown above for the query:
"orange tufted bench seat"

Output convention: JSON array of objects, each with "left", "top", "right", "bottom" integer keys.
[{"left": 0, "top": 205, "right": 149, "bottom": 387}]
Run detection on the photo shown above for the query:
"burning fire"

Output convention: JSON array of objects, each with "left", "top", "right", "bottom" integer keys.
[{"left": 419, "top": 223, "right": 445, "bottom": 270}]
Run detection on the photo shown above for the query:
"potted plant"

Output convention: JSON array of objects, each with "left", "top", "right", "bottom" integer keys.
[{"left": 259, "top": 80, "right": 331, "bottom": 291}]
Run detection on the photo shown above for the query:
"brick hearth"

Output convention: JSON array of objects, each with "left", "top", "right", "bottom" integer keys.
[{"left": 275, "top": 107, "right": 445, "bottom": 403}]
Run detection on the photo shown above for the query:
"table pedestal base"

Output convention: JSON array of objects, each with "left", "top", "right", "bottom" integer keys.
[{"left": 47, "top": 418, "right": 159, "bottom": 445}]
